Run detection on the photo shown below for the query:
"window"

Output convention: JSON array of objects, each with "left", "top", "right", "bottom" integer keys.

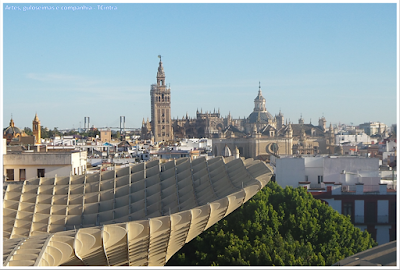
[
  {"left": 342, "top": 202, "right": 353, "bottom": 221},
  {"left": 305, "top": 175, "right": 309, "bottom": 182},
  {"left": 318, "top": 175, "right": 323, "bottom": 183},
  {"left": 365, "top": 201, "right": 377, "bottom": 223},
  {"left": 37, "top": 169, "right": 45, "bottom": 178},
  {"left": 390, "top": 202, "right": 396, "bottom": 223},
  {"left": 6, "top": 169, "right": 14, "bottom": 181},
  {"left": 19, "top": 169, "right": 26, "bottom": 181},
  {"left": 390, "top": 227, "right": 396, "bottom": 241},
  {"left": 367, "top": 227, "right": 376, "bottom": 241}
]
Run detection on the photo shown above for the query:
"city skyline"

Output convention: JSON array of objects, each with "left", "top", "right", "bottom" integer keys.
[{"left": 2, "top": 1, "right": 398, "bottom": 131}]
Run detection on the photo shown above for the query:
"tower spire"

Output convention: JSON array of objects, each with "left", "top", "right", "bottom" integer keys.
[{"left": 151, "top": 56, "right": 172, "bottom": 142}]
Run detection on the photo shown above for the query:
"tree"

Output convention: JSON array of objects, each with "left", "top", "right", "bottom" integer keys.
[
  {"left": 23, "top": 127, "right": 33, "bottom": 136},
  {"left": 64, "top": 130, "right": 78, "bottom": 136},
  {"left": 41, "top": 127, "right": 49, "bottom": 138},
  {"left": 112, "top": 131, "right": 121, "bottom": 140},
  {"left": 52, "top": 127, "right": 61, "bottom": 137},
  {"left": 167, "top": 182, "right": 376, "bottom": 266}
]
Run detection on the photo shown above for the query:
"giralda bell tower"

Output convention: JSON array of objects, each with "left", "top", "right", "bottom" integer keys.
[{"left": 150, "top": 55, "right": 173, "bottom": 142}]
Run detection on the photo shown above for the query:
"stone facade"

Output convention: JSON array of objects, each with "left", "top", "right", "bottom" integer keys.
[
  {"left": 148, "top": 57, "right": 173, "bottom": 142},
  {"left": 140, "top": 59, "right": 337, "bottom": 158}
]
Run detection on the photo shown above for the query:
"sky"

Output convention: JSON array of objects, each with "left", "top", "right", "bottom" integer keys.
[{"left": 2, "top": 1, "right": 398, "bottom": 131}]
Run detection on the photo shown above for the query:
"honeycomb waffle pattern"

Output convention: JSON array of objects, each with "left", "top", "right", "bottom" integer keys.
[{"left": 3, "top": 156, "right": 272, "bottom": 266}]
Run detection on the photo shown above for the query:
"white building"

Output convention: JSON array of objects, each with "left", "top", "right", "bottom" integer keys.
[
  {"left": 272, "top": 155, "right": 396, "bottom": 245},
  {"left": 177, "top": 138, "right": 212, "bottom": 151},
  {"left": 359, "top": 122, "right": 388, "bottom": 136},
  {"left": 273, "top": 156, "right": 380, "bottom": 189},
  {"left": 3, "top": 150, "right": 87, "bottom": 181},
  {"left": 335, "top": 132, "right": 371, "bottom": 145}
]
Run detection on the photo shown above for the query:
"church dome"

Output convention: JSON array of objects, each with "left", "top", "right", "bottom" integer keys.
[
  {"left": 248, "top": 83, "right": 274, "bottom": 123},
  {"left": 3, "top": 119, "right": 22, "bottom": 135},
  {"left": 248, "top": 110, "right": 274, "bottom": 124}
]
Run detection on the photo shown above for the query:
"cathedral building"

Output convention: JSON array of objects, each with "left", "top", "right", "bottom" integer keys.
[
  {"left": 141, "top": 58, "right": 337, "bottom": 159},
  {"left": 212, "top": 85, "right": 336, "bottom": 160},
  {"left": 189, "top": 84, "right": 336, "bottom": 160}
]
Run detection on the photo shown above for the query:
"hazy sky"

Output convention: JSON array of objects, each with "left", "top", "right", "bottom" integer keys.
[{"left": 2, "top": 1, "right": 398, "bottom": 131}]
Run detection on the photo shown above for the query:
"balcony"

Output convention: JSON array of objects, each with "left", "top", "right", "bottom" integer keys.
[
  {"left": 355, "top": 215, "right": 364, "bottom": 223},
  {"left": 310, "top": 183, "right": 325, "bottom": 189},
  {"left": 355, "top": 215, "right": 390, "bottom": 224},
  {"left": 377, "top": 215, "right": 389, "bottom": 223},
  {"left": 341, "top": 184, "right": 396, "bottom": 194}
]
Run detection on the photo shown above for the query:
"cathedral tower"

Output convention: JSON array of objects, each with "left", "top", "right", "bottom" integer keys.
[
  {"left": 319, "top": 116, "right": 327, "bottom": 132},
  {"left": 150, "top": 56, "right": 173, "bottom": 142},
  {"left": 254, "top": 82, "right": 266, "bottom": 112},
  {"left": 32, "top": 113, "right": 41, "bottom": 145},
  {"left": 276, "top": 111, "right": 284, "bottom": 130}
]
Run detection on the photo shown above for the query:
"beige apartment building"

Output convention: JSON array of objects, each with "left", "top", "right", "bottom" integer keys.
[
  {"left": 3, "top": 150, "right": 87, "bottom": 181},
  {"left": 100, "top": 129, "right": 112, "bottom": 143}
]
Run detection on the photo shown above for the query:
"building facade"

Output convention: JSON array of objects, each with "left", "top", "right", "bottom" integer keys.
[
  {"left": 211, "top": 85, "right": 336, "bottom": 160},
  {"left": 100, "top": 129, "right": 112, "bottom": 143},
  {"left": 272, "top": 155, "right": 396, "bottom": 245},
  {"left": 148, "top": 56, "right": 173, "bottom": 142},
  {"left": 359, "top": 122, "right": 388, "bottom": 136},
  {"left": 312, "top": 184, "right": 396, "bottom": 245},
  {"left": 3, "top": 151, "right": 87, "bottom": 180},
  {"left": 139, "top": 59, "right": 342, "bottom": 161}
]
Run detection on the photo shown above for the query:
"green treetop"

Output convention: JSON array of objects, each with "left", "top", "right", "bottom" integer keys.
[{"left": 167, "top": 181, "right": 376, "bottom": 266}]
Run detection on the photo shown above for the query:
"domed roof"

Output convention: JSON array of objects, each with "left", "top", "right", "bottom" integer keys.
[
  {"left": 3, "top": 119, "right": 22, "bottom": 135},
  {"left": 248, "top": 110, "right": 274, "bottom": 124}
]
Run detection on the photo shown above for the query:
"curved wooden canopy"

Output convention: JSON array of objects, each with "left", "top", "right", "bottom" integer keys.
[{"left": 3, "top": 156, "right": 272, "bottom": 266}]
